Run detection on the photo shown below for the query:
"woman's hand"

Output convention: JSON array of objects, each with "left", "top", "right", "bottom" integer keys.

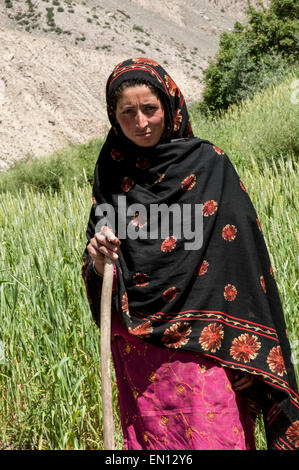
[
  {"left": 87, "top": 226, "right": 121, "bottom": 276},
  {"left": 233, "top": 371, "right": 255, "bottom": 391}
]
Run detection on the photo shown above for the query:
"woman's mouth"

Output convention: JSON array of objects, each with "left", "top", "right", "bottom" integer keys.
[{"left": 136, "top": 132, "right": 151, "bottom": 137}]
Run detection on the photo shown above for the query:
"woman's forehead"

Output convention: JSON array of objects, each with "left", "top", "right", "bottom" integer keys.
[{"left": 117, "top": 85, "right": 161, "bottom": 105}]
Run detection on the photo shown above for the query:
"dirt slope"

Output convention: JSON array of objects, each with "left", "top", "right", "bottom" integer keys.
[{"left": 0, "top": 0, "right": 267, "bottom": 170}]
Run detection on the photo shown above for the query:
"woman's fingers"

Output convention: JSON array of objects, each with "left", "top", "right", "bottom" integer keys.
[
  {"left": 95, "top": 233, "right": 119, "bottom": 253},
  {"left": 94, "top": 227, "right": 121, "bottom": 260},
  {"left": 87, "top": 237, "right": 118, "bottom": 262},
  {"left": 97, "top": 243, "right": 119, "bottom": 261},
  {"left": 87, "top": 237, "right": 103, "bottom": 260}
]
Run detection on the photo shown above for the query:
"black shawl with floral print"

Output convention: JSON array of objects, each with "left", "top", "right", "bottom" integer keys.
[{"left": 82, "top": 58, "right": 299, "bottom": 450}]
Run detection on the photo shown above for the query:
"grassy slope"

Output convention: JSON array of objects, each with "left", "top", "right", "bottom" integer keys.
[
  {"left": 0, "top": 72, "right": 298, "bottom": 449},
  {"left": 189, "top": 69, "right": 299, "bottom": 170}
]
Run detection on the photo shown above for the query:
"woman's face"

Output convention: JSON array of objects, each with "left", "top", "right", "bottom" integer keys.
[{"left": 115, "top": 85, "right": 165, "bottom": 147}]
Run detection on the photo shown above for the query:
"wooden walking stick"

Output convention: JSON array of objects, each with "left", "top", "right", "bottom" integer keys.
[{"left": 100, "top": 256, "right": 115, "bottom": 450}]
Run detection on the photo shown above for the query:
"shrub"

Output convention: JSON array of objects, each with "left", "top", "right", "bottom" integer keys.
[
  {"left": 26, "top": 0, "right": 35, "bottom": 12},
  {"left": 189, "top": 68, "right": 299, "bottom": 169},
  {"left": 0, "top": 139, "right": 103, "bottom": 195},
  {"left": 133, "top": 24, "right": 144, "bottom": 33},
  {"left": 200, "top": 0, "right": 299, "bottom": 113},
  {"left": 46, "top": 7, "right": 55, "bottom": 26}
]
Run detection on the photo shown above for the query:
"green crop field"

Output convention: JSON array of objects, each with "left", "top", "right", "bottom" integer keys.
[{"left": 0, "top": 71, "right": 298, "bottom": 450}]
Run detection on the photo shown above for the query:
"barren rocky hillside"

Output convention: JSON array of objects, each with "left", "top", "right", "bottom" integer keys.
[{"left": 0, "top": 0, "right": 267, "bottom": 170}]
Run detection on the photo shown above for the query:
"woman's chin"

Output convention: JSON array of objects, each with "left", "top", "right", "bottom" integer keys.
[{"left": 133, "top": 134, "right": 160, "bottom": 147}]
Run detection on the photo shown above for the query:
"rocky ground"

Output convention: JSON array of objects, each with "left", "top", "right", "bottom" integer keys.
[{"left": 0, "top": 0, "right": 268, "bottom": 170}]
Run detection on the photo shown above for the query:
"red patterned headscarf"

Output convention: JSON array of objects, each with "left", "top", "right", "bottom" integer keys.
[{"left": 106, "top": 57, "right": 193, "bottom": 140}]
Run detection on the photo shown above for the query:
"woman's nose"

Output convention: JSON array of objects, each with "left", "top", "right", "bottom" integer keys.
[{"left": 136, "top": 111, "right": 148, "bottom": 128}]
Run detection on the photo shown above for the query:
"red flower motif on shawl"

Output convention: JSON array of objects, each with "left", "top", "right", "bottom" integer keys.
[
  {"left": 133, "top": 272, "right": 150, "bottom": 287},
  {"left": 267, "top": 346, "right": 286, "bottom": 376},
  {"left": 181, "top": 174, "right": 196, "bottom": 191},
  {"left": 161, "top": 322, "right": 191, "bottom": 348},
  {"left": 260, "top": 275, "right": 266, "bottom": 293},
  {"left": 121, "top": 292, "right": 130, "bottom": 317},
  {"left": 230, "top": 334, "right": 261, "bottom": 363},
  {"left": 154, "top": 173, "right": 165, "bottom": 184},
  {"left": 173, "top": 109, "right": 183, "bottom": 131},
  {"left": 161, "top": 236, "right": 177, "bottom": 252},
  {"left": 131, "top": 211, "right": 147, "bottom": 228},
  {"left": 199, "top": 323, "right": 224, "bottom": 352},
  {"left": 121, "top": 177, "right": 134, "bottom": 192},
  {"left": 164, "top": 75, "right": 180, "bottom": 97},
  {"left": 222, "top": 224, "right": 237, "bottom": 242},
  {"left": 286, "top": 421, "right": 299, "bottom": 448},
  {"left": 239, "top": 179, "right": 247, "bottom": 193},
  {"left": 203, "top": 200, "right": 218, "bottom": 216},
  {"left": 195, "top": 260, "right": 209, "bottom": 276},
  {"left": 163, "top": 286, "right": 178, "bottom": 303},
  {"left": 224, "top": 284, "right": 238, "bottom": 301},
  {"left": 111, "top": 149, "right": 123, "bottom": 161},
  {"left": 136, "top": 157, "right": 150, "bottom": 169},
  {"left": 128, "top": 320, "right": 153, "bottom": 337},
  {"left": 133, "top": 58, "right": 160, "bottom": 67},
  {"left": 213, "top": 145, "right": 225, "bottom": 155}
]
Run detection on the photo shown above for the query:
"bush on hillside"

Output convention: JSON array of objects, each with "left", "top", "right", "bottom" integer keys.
[
  {"left": 0, "top": 139, "right": 102, "bottom": 195},
  {"left": 189, "top": 69, "right": 299, "bottom": 168},
  {"left": 199, "top": 0, "right": 299, "bottom": 114}
]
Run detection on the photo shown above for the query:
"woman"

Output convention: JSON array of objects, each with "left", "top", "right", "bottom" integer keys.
[{"left": 82, "top": 58, "right": 299, "bottom": 450}]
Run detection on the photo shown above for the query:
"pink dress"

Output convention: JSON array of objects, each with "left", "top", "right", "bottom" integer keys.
[{"left": 111, "top": 310, "right": 256, "bottom": 451}]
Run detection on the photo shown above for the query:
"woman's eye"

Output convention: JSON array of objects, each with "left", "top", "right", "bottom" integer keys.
[{"left": 121, "top": 106, "right": 157, "bottom": 116}]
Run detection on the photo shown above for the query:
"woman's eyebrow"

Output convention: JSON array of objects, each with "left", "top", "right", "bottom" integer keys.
[
  {"left": 136, "top": 101, "right": 158, "bottom": 106},
  {"left": 120, "top": 102, "right": 157, "bottom": 109},
  {"left": 120, "top": 103, "right": 135, "bottom": 109}
]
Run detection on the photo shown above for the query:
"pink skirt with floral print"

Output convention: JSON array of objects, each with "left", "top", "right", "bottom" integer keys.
[{"left": 111, "top": 311, "right": 256, "bottom": 450}]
